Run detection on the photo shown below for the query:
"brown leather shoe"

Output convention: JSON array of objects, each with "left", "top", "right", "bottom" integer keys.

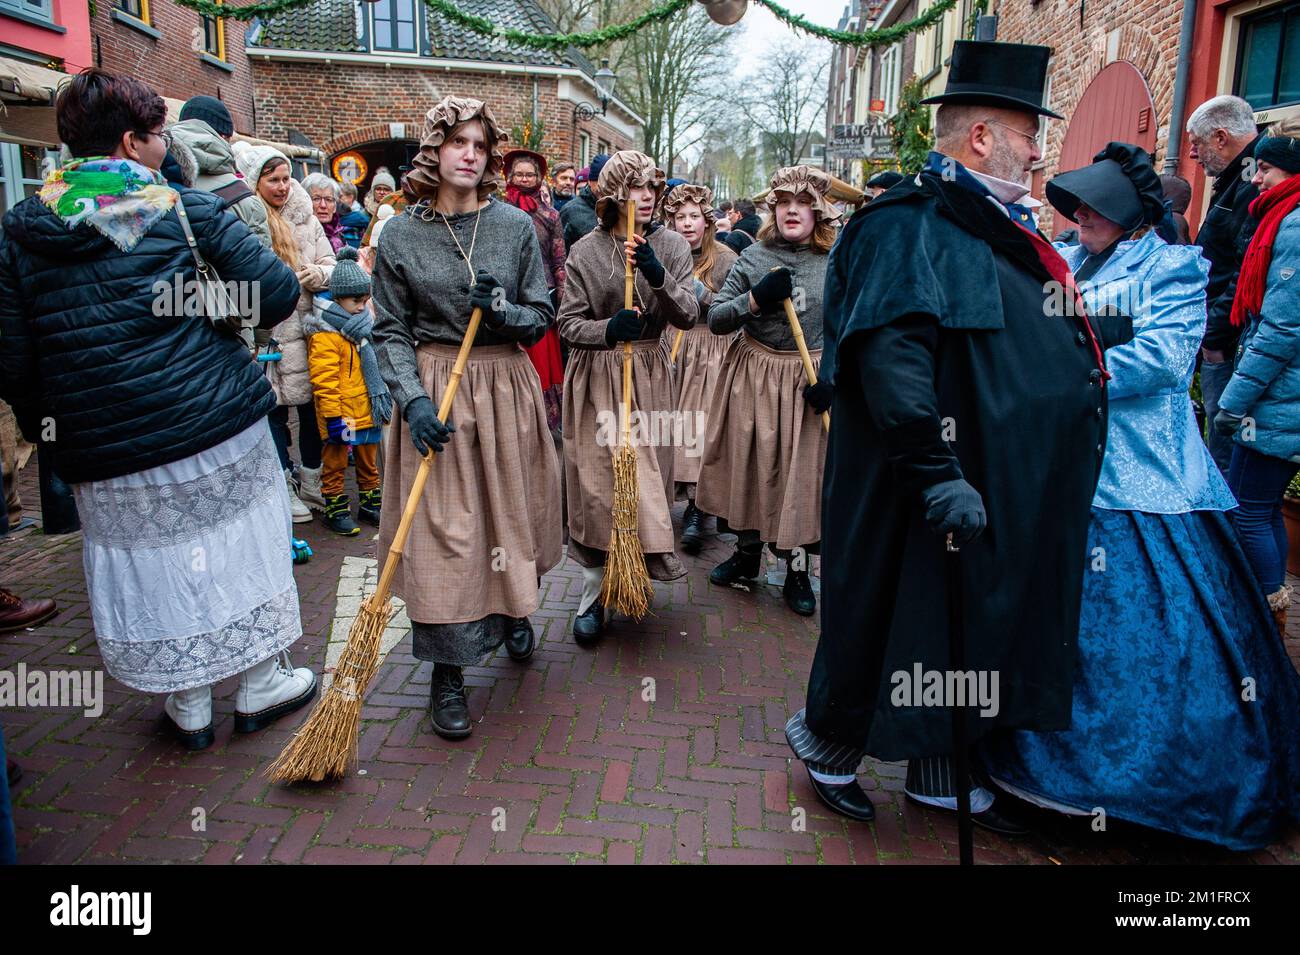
[{"left": 0, "top": 589, "right": 56, "bottom": 634}]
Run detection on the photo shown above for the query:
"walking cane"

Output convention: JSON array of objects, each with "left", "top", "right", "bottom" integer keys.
[
  {"left": 772, "top": 269, "right": 830, "bottom": 433},
  {"left": 946, "top": 531, "right": 975, "bottom": 866}
]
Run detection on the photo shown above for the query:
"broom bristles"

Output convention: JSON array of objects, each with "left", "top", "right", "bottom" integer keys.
[
  {"left": 601, "top": 443, "right": 653, "bottom": 619},
  {"left": 264, "top": 594, "right": 391, "bottom": 783}
]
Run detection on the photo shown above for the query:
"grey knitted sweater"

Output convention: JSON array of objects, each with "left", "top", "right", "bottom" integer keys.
[
  {"left": 706, "top": 239, "right": 828, "bottom": 350},
  {"left": 372, "top": 198, "right": 554, "bottom": 412}
]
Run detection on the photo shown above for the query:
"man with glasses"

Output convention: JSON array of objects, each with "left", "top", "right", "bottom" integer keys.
[
  {"left": 787, "top": 41, "right": 1131, "bottom": 835},
  {"left": 1185, "top": 95, "right": 1263, "bottom": 474}
]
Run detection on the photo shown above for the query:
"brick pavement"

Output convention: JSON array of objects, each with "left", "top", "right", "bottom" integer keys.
[{"left": 2, "top": 461, "right": 1297, "bottom": 865}]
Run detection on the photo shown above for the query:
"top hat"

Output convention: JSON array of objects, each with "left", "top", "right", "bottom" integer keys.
[{"left": 921, "top": 41, "right": 1062, "bottom": 119}]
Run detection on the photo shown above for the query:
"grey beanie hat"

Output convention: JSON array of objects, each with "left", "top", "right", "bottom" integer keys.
[
  {"left": 330, "top": 246, "right": 371, "bottom": 298},
  {"left": 179, "top": 95, "right": 234, "bottom": 137}
]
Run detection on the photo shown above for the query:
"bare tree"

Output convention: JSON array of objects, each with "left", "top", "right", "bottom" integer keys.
[
  {"left": 613, "top": 5, "right": 735, "bottom": 172},
  {"left": 740, "top": 40, "right": 831, "bottom": 169}
]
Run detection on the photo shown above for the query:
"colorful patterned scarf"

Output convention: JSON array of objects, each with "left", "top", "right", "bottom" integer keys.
[{"left": 39, "top": 157, "right": 179, "bottom": 252}]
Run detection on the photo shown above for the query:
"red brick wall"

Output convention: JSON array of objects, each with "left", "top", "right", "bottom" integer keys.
[
  {"left": 91, "top": 2, "right": 256, "bottom": 134},
  {"left": 250, "top": 60, "right": 634, "bottom": 168},
  {"left": 997, "top": 0, "right": 1184, "bottom": 232}
]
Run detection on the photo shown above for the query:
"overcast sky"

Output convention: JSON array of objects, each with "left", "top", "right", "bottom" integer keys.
[{"left": 730, "top": 0, "right": 846, "bottom": 79}]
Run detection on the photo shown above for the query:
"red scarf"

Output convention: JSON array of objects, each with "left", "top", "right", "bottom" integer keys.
[
  {"left": 505, "top": 183, "right": 539, "bottom": 214},
  {"left": 1230, "top": 172, "right": 1300, "bottom": 327}
]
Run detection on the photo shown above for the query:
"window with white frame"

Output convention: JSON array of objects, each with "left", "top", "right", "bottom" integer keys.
[
  {"left": 579, "top": 132, "right": 591, "bottom": 167},
  {"left": 880, "top": 43, "right": 902, "bottom": 116}
]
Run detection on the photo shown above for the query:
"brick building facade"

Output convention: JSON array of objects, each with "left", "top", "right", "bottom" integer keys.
[
  {"left": 995, "top": 0, "right": 1186, "bottom": 234},
  {"left": 247, "top": 0, "right": 640, "bottom": 195},
  {"left": 90, "top": 0, "right": 258, "bottom": 134}
]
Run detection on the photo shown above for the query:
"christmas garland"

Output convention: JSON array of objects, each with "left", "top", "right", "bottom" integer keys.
[
  {"left": 753, "top": 0, "right": 959, "bottom": 48},
  {"left": 168, "top": 0, "right": 956, "bottom": 51}
]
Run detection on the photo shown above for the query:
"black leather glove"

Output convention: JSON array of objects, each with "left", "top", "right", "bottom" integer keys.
[
  {"left": 920, "top": 478, "right": 986, "bottom": 544},
  {"left": 1089, "top": 304, "right": 1135, "bottom": 350},
  {"left": 468, "top": 269, "right": 502, "bottom": 316},
  {"left": 604, "top": 308, "right": 644, "bottom": 346},
  {"left": 404, "top": 395, "right": 454, "bottom": 456},
  {"left": 803, "top": 380, "right": 833, "bottom": 414},
  {"left": 632, "top": 240, "right": 665, "bottom": 288},
  {"left": 750, "top": 267, "right": 793, "bottom": 311},
  {"left": 1213, "top": 409, "right": 1245, "bottom": 437}
]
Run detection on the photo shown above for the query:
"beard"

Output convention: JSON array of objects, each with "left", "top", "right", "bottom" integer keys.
[{"left": 984, "top": 130, "right": 1031, "bottom": 184}]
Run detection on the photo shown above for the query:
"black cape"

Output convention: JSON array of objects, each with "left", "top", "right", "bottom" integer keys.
[{"left": 807, "top": 170, "right": 1125, "bottom": 761}]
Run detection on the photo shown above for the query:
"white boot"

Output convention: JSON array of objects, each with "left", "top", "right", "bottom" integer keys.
[
  {"left": 163, "top": 685, "right": 214, "bottom": 750},
  {"left": 297, "top": 465, "right": 327, "bottom": 512},
  {"left": 233, "top": 650, "right": 317, "bottom": 734},
  {"left": 285, "top": 469, "right": 313, "bottom": 523}
]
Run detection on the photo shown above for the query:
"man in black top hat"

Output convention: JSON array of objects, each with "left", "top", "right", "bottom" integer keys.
[{"left": 786, "top": 41, "right": 1131, "bottom": 832}]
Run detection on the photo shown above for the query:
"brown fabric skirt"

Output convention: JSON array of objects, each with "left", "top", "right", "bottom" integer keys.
[
  {"left": 379, "top": 342, "right": 563, "bottom": 624},
  {"left": 563, "top": 338, "right": 685, "bottom": 581},
  {"left": 672, "top": 324, "right": 734, "bottom": 489},
  {"left": 695, "top": 333, "right": 826, "bottom": 551}
]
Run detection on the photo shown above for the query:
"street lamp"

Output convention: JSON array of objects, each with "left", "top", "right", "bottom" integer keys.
[{"left": 574, "top": 59, "right": 617, "bottom": 122}]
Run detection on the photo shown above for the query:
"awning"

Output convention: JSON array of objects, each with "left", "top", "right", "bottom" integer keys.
[{"left": 0, "top": 55, "right": 67, "bottom": 105}]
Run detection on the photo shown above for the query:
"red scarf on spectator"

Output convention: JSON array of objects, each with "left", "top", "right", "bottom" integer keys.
[
  {"left": 505, "top": 182, "right": 540, "bottom": 214},
  {"left": 1231, "top": 173, "right": 1300, "bottom": 327}
]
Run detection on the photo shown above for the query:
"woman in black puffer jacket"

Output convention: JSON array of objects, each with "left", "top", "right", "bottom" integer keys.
[{"left": 0, "top": 70, "right": 319, "bottom": 751}]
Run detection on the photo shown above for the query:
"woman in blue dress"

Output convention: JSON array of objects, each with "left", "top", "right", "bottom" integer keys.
[{"left": 982, "top": 143, "right": 1300, "bottom": 850}]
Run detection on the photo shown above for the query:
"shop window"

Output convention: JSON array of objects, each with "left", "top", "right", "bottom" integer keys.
[{"left": 1236, "top": 2, "right": 1300, "bottom": 110}]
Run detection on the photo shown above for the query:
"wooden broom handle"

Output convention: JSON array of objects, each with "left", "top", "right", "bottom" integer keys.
[
  {"left": 622, "top": 198, "right": 636, "bottom": 445},
  {"left": 371, "top": 306, "right": 484, "bottom": 605},
  {"left": 781, "top": 296, "right": 830, "bottom": 433},
  {"left": 670, "top": 329, "right": 684, "bottom": 363}
]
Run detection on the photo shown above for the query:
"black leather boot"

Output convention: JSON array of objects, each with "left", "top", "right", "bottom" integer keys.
[
  {"left": 505, "top": 616, "right": 536, "bottom": 661},
  {"left": 430, "top": 663, "right": 471, "bottom": 739},
  {"left": 783, "top": 562, "right": 816, "bottom": 617},
  {"left": 709, "top": 543, "right": 762, "bottom": 587},
  {"left": 680, "top": 502, "right": 707, "bottom": 556},
  {"left": 573, "top": 600, "right": 604, "bottom": 645}
]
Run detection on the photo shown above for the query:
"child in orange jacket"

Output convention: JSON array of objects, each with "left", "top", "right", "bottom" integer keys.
[{"left": 306, "top": 247, "right": 392, "bottom": 535}]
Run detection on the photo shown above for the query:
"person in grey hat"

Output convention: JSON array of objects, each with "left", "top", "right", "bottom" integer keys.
[
  {"left": 304, "top": 246, "right": 390, "bottom": 535},
  {"left": 169, "top": 96, "right": 270, "bottom": 246}
]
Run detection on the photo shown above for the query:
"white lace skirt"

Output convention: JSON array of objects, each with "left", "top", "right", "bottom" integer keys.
[{"left": 74, "top": 419, "right": 303, "bottom": 693}]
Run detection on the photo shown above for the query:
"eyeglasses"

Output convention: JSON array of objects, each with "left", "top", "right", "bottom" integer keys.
[
  {"left": 987, "top": 120, "right": 1041, "bottom": 148},
  {"left": 311, "top": 195, "right": 337, "bottom": 205},
  {"left": 142, "top": 127, "right": 173, "bottom": 149}
]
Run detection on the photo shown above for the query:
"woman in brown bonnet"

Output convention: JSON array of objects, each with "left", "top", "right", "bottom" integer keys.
[
  {"left": 557, "top": 150, "right": 698, "bottom": 644},
  {"left": 371, "top": 95, "right": 562, "bottom": 740}
]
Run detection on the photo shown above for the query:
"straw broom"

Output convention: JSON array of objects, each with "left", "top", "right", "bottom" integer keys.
[
  {"left": 267, "top": 307, "right": 484, "bottom": 783},
  {"left": 599, "top": 197, "right": 654, "bottom": 620},
  {"left": 776, "top": 269, "right": 830, "bottom": 433}
]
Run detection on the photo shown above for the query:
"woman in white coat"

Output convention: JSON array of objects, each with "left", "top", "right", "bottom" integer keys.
[{"left": 234, "top": 143, "right": 335, "bottom": 520}]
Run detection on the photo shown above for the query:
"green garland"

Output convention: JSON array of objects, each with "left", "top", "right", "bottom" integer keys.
[
  {"left": 169, "top": 0, "right": 691, "bottom": 41},
  {"left": 169, "top": 0, "right": 955, "bottom": 51},
  {"left": 754, "top": 0, "right": 958, "bottom": 48}
]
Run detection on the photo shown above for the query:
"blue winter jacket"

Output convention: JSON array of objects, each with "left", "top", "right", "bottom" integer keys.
[
  {"left": 0, "top": 187, "right": 300, "bottom": 484},
  {"left": 1060, "top": 231, "right": 1234, "bottom": 513},
  {"left": 1218, "top": 209, "right": 1300, "bottom": 462}
]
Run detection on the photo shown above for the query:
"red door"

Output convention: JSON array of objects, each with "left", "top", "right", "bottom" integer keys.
[{"left": 1057, "top": 61, "right": 1158, "bottom": 173}]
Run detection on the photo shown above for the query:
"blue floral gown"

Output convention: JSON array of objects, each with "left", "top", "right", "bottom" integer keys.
[{"left": 981, "top": 231, "right": 1300, "bottom": 850}]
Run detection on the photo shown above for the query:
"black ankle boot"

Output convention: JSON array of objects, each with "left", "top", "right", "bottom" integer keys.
[
  {"left": 357, "top": 488, "right": 381, "bottom": 527},
  {"left": 573, "top": 600, "right": 604, "bottom": 645},
  {"left": 710, "top": 544, "right": 762, "bottom": 587},
  {"left": 505, "top": 616, "right": 535, "bottom": 661},
  {"left": 680, "top": 502, "right": 707, "bottom": 556},
  {"left": 783, "top": 563, "right": 816, "bottom": 617},
  {"left": 430, "top": 663, "right": 471, "bottom": 739},
  {"left": 324, "top": 494, "right": 359, "bottom": 536}
]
